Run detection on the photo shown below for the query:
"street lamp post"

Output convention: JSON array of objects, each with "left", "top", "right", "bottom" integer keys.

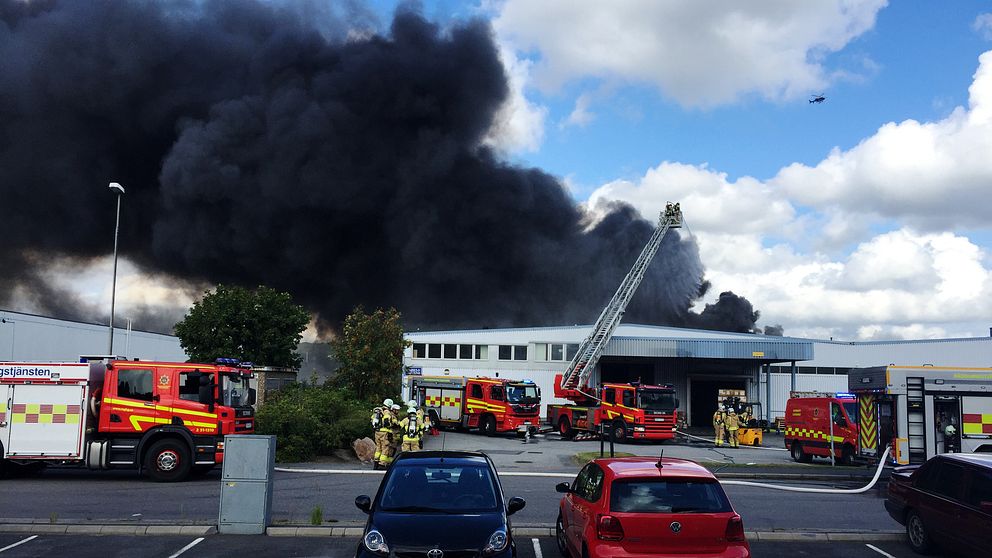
[{"left": 108, "top": 182, "right": 125, "bottom": 355}]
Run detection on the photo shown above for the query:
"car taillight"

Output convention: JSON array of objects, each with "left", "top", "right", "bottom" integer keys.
[
  {"left": 597, "top": 514, "right": 624, "bottom": 541},
  {"left": 725, "top": 515, "right": 746, "bottom": 542}
]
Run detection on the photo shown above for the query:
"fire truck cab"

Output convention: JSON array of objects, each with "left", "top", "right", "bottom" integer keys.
[
  {"left": 548, "top": 377, "right": 679, "bottom": 442},
  {"left": 1, "top": 358, "right": 255, "bottom": 481},
  {"left": 411, "top": 376, "right": 541, "bottom": 436},
  {"left": 784, "top": 391, "right": 859, "bottom": 464}
]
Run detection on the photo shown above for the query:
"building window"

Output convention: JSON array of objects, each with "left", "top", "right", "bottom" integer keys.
[
  {"left": 412, "top": 343, "right": 426, "bottom": 359},
  {"left": 443, "top": 344, "right": 457, "bottom": 359},
  {"left": 428, "top": 344, "right": 442, "bottom": 358},
  {"left": 458, "top": 344, "right": 473, "bottom": 359},
  {"left": 539, "top": 343, "right": 576, "bottom": 362},
  {"left": 474, "top": 345, "right": 488, "bottom": 360},
  {"left": 498, "top": 345, "right": 527, "bottom": 361}
]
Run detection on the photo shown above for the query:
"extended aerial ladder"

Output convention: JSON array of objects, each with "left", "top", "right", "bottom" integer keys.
[{"left": 556, "top": 202, "right": 683, "bottom": 401}]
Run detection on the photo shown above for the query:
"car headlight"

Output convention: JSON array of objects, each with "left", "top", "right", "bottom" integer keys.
[
  {"left": 483, "top": 529, "right": 508, "bottom": 554},
  {"left": 364, "top": 529, "right": 389, "bottom": 555}
]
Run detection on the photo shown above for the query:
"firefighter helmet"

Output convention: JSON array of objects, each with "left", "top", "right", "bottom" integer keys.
[{"left": 383, "top": 398, "right": 394, "bottom": 407}]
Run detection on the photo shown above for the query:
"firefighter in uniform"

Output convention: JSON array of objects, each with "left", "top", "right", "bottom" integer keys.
[
  {"left": 399, "top": 407, "right": 421, "bottom": 453},
  {"left": 945, "top": 421, "right": 958, "bottom": 453},
  {"left": 389, "top": 403, "right": 404, "bottom": 457},
  {"left": 712, "top": 408, "right": 725, "bottom": 446},
  {"left": 373, "top": 399, "right": 396, "bottom": 469},
  {"left": 407, "top": 399, "right": 429, "bottom": 449},
  {"left": 725, "top": 409, "right": 741, "bottom": 448}
]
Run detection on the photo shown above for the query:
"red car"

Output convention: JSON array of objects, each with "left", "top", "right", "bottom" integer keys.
[
  {"left": 885, "top": 453, "right": 992, "bottom": 556},
  {"left": 555, "top": 457, "right": 750, "bottom": 558}
]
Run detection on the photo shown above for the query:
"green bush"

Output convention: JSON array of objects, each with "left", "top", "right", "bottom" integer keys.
[{"left": 256, "top": 383, "right": 372, "bottom": 462}]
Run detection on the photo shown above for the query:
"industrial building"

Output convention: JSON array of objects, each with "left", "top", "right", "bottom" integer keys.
[
  {"left": 1, "top": 309, "right": 186, "bottom": 362},
  {"left": 403, "top": 324, "right": 992, "bottom": 426}
]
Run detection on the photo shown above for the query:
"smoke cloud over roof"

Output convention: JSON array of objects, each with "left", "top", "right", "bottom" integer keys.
[{"left": 0, "top": 0, "right": 765, "bottom": 335}]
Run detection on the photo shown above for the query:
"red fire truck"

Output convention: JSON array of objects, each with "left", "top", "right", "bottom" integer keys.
[
  {"left": 0, "top": 357, "right": 255, "bottom": 481},
  {"left": 784, "top": 391, "right": 859, "bottom": 465},
  {"left": 548, "top": 376, "right": 679, "bottom": 442},
  {"left": 411, "top": 376, "right": 541, "bottom": 436}
]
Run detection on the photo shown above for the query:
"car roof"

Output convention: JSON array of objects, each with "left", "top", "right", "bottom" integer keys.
[
  {"left": 595, "top": 457, "right": 716, "bottom": 480},
  {"left": 393, "top": 450, "right": 492, "bottom": 467},
  {"left": 939, "top": 453, "right": 992, "bottom": 468}
]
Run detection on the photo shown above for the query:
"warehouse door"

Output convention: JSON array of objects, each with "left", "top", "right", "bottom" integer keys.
[{"left": 690, "top": 378, "right": 746, "bottom": 427}]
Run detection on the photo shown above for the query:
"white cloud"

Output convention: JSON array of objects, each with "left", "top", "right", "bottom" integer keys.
[
  {"left": 562, "top": 92, "right": 596, "bottom": 128},
  {"left": 975, "top": 13, "right": 992, "bottom": 41},
  {"left": 585, "top": 51, "right": 992, "bottom": 340},
  {"left": 494, "top": 0, "right": 887, "bottom": 107},
  {"left": 772, "top": 51, "right": 992, "bottom": 230},
  {"left": 483, "top": 47, "right": 548, "bottom": 153}
]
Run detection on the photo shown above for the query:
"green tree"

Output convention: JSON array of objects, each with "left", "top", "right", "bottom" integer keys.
[
  {"left": 174, "top": 284, "right": 310, "bottom": 367},
  {"left": 331, "top": 306, "right": 408, "bottom": 402}
]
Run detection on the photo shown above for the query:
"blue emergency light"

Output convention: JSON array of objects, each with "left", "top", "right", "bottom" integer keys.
[{"left": 835, "top": 392, "right": 856, "bottom": 399}]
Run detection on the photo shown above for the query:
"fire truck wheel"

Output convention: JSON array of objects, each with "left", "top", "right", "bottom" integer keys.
[
  {"left": 480, "top": 415, "right": 497, "bottom": 437},
  {"left": 790, "top": 442, "right": 812, "bottom": 463},
  {"left": 610, "top": 420, "right": 627, "bottom": 443},
  {"left": 145, "top": 439, "right": 192, "bottom": 482},
  {"left": 558, "top": 417, "right": 575, "bottom": 440},
  {"left": 905, "top": 509, "right": 934, "bottom": 554}
]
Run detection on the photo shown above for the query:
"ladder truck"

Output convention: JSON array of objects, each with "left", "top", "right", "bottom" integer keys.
[{"left": 547, "top": 203, "right": 683, "bottom": 442}]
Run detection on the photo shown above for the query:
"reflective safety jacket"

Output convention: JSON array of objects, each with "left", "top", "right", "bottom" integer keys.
[{"left": 725, "top": 413, "right": 740, "bottom": 430}]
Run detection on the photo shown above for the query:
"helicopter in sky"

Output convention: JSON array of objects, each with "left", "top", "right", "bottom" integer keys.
[{"left": 809, "top": 93, "right": 826, "bottom": 104}]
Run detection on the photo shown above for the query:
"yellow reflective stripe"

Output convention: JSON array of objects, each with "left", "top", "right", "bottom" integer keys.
[
  {"left": 128, "top": 415, "right": 215, "bottom": 431},
  {"left": 105, "top": 398, "right": 217, "bottom": 419}
]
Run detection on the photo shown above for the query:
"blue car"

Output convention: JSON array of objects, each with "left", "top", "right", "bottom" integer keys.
[{"left": 355, "top": 451, "right": 526, "bottom": 557}]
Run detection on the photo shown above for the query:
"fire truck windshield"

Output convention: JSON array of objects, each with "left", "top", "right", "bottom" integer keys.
[
  {"left": 637, "top": 389, "right": 676, "bottom": 412},
  {"left": 506, "top": 385, "right": 539, "bottom": 403},
  {"left": 221, "top": 373, "right": 251, "bottom": 407}
]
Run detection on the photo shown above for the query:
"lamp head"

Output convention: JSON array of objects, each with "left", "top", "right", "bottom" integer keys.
[{"left": 109, "top": 182, "right": 125, "bottom": 195}]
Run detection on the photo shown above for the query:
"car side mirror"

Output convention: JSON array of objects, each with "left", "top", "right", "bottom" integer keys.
[
  {"left": 555, "top": 482, "right": 571, "bottom": 494},
  {"left": 675, "top": 398, "right": 680, "bottom": 408},
  {"left": 248, "top": 388, "right": 257, "bottom": 406},
  {"left": 355, "top": 495, "right": 372, "bottom": 514},
  {"left": 507, "top": 496, "right": 526, "bottom": 516}
]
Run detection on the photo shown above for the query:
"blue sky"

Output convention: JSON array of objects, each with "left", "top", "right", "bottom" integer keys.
[{"left": 365, "top": 0, "right": 992, "bottom": 341}]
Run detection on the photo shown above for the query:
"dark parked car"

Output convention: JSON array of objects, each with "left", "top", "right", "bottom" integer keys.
[
  {"left": 886, "top": 453, "right": 992, "bottom": 556},
  {"left": 354, "top": 451, "right": 526, "bottom": 558}
]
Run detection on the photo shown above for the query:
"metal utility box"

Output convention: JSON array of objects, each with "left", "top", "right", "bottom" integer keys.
[{"left": 218, "top": 435, "right": 276, "bottom": 534}]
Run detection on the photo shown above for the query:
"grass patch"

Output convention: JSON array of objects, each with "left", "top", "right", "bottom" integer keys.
[{"left": 574, "top": 451, "right": 635, "bottom": 465}]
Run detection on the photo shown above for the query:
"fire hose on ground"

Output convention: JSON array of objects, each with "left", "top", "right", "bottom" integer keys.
[{"left": 275, "top": 446, "right": 893, "bottom": 495}]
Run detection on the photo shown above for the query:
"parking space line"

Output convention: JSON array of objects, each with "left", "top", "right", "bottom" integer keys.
[
  {"left": 531, "top": 538, "right": 543, "bottom": 558},
  {"left": 865, "top": 544, "right": 897, "bottom": 558},
  {"left": 167, "top": 537, "right": 204, "bottom": 558},
  {"left": 0, "top": 536, "right": 38, "bottom": 553}
]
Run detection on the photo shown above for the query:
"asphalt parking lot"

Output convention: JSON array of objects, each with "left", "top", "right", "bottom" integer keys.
[{"left": 0, "top": 534, "right": 948, "bottom": 558}]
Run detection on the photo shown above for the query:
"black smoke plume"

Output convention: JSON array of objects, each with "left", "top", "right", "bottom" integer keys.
[{"left": 0, "top": 0, "right": 764, "bottom": 335}]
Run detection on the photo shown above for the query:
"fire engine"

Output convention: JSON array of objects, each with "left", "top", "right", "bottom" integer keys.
[
  {"left": 0, "top": 357, "right": 255, "bottom": 481},
  {"left": 549, "top": 203, "right": 683, "bottom": 443},
  {"left": 848, "top": 365, "right": 992, "bottom": 465},
  {"left": 784, "top": 391, "right": 859, "bottom": 464},
  {"left": 411, "top": 376, "right": 541, "bottom": 436},
  {"left": 548, "top": 379, "right": 679, "bottom": 442}
]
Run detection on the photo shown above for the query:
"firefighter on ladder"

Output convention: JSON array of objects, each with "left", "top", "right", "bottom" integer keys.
[
  {"left": 372, "top": 399, "right": 395, "bottom": 469},
  {"left": 713, "top": 407, "right": 726, "bottom": 446}
]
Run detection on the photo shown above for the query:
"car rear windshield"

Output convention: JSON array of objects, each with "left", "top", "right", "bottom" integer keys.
[
  {"left": 610, "top": 478, "right": 732, "bottom": 513},
  {"left": 379, "top": 464, "right": 499, "bottom": 513}
]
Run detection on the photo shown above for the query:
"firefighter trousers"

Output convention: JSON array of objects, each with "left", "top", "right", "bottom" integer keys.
[
  {"left": 713, "top": 425, "right": 723, "bottom": 445},
  {"left": 401, "top": 436, "right": 419, "bottom": 453},
  {"left": 727, "top": 428, "right": 739, "bottom": 448},
  {"left": 374, "top": 431, "right": 394, "bottom": 465}
]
